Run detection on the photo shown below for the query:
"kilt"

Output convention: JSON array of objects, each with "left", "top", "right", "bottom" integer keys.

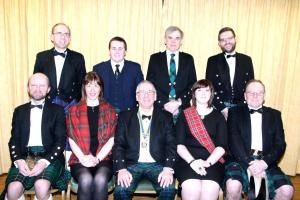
[
  {"left": 224, "top": 162, "right": 293, "bottom": 199},
  {"left": 6, "top": 146, "right": 70, "bottom": 191},
  {"left": 114, "top": 163, "right": 176, "bottom": 200}
]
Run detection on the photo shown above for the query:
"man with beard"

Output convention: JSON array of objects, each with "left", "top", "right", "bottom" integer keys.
[
  {"left": 1, "top": 73, "right": 67, "bottom": 200},
  {"left": 206, "top": 27, "right": 254, "bottom": 119}
]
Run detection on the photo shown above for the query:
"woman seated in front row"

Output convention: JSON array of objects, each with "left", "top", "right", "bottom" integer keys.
[
  {"left": 175, "top": 79, "right": 228, "bottom": 200},
  {"left": 66, "top": 72, "right": 117, "bottom": 200}
]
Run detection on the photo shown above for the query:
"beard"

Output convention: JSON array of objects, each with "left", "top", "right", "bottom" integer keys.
[
  {"left": 29, "top": 92, "right": 47, "bottom": 101},
  {"left": 221, "top": 43, "right": 236, "bottom": 53}
]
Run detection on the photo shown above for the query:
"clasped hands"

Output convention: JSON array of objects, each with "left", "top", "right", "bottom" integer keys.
[
  {"left": 164, "top": 100, "right": 181, "bottom": 115},
  {"left": 190, "top": 159, "right": 210, "bottom": 176},
  {"left": 117, "top": 167, "right": 173, "bottom": 188},
  {"left": 79, "top": 154, "right": 101, "bottom": 167},
  {"left": 16, "top": 159, "right": 47, "bottom": 177},
  {"left": 248, "top": 159, "right": 268, "bottom": 178}
]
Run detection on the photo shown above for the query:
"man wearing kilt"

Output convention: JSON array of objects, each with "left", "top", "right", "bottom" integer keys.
[
  {"left": 225, "top": 80, "right": 294, "bottom": 200},
  {"left": 113, "top": 81, "right": 177, "bottom": 200},
  {"left": 1, "top": 73, "right": 68, "bottom": 200}
]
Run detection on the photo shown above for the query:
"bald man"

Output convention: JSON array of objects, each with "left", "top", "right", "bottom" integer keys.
[{"left": 1, "top": 73, "right": 67, "bottom": 200}]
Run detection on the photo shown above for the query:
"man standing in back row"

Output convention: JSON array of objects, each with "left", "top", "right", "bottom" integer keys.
[
  {"left": 93, "top": 36, "right": 144, "bottom": 112},
  {"left": 206, "top": 27, "right": 254, "bottom": 119},
  {"left": 34, "top": 23, "right": 86, "bottom": 112},
  {"left": 146, "top": 26, "right": 197, "bottom": 121}
]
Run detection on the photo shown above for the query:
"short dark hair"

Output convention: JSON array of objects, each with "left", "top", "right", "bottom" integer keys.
[
  {"left": 109, "top": 36, "right": 127, "bottom": 51},
  {"left": 218, "top": 27, "right": 235, "bottom": 41},
  {"left": 191, "top": 79, "right": 214, "bottom": 107},
  {"left": 81, "top": 72, "right": 104, "bottom": 100},
  {"left": 51, "top": 23, "right": 71, "bottom": 35}
]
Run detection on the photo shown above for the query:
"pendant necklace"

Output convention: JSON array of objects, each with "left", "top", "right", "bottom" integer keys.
[{"left": 137, "top": 111, "right": 152, "bottom": 149}]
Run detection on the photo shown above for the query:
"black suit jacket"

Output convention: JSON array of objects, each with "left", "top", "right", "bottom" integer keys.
[
  {"left": 113, "top": 106, "right": 176, "bottom": 172},
  {"left": 206, "top": 52, "right": 254, "bottom": 111},
  {"left": 33, "top": 48, "right": 86, "bottom": 103},
  {"left": 146, "top": 51, "right": 197, "bottom": 110},
  {"left": 227, "top": 105, "right": 286, "bottom": 168},
  {"left": 8, "top": 100, "right": 66, "bottom": 165}
]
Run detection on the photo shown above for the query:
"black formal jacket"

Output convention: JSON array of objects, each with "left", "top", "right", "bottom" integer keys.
[
  {"left": 8, "top": 100, "right": 66, "bottom": 165},
  {"left": 146, "top": 51, "right": 197, "bottom": 110},
  {"left": 206, "top": 52, "right": 254, "bottom": 111},
  {"left": 33, "top": 48, "right": 86, "bottom": 103},
  {"left": 227, "top": 105, "right": 286, "bottom": 169},
  {"left": 113, "top": 106, "right": 176, "bottom": 172}
]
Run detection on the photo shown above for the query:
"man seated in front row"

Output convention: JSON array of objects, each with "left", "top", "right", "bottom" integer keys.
[
  {"left": 225, "top": 79, "right": 294, "bottom": 200},
  {"left": 113, "top": 80, "right": 176, "bottom": 200},
  {"left": 2, "top": 73, "right": 67, "bottom": 200}
]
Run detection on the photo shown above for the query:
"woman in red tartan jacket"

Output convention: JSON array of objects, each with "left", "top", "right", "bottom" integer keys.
[
  {"left": 175, "top": 79, "right": 228, "bottom": 200},
  {"left": 66, "top": 72, "right": 117, "bottom": 200}
]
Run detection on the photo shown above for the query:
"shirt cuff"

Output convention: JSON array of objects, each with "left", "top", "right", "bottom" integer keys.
[
  {"left": 38, "top": 159, "right": 50, "bottom": 167},
  {"left": 163, "top": 167, "right": 174, "bottom": 174}
]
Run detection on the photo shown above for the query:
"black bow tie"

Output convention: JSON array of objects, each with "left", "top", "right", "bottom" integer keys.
[
  {"left": 53, "top": 50, "right": 66, "bottom": 58},
  {"left": 226, "top": 54, "right": 236, "bottom": 59},
  {"left": 30, "top": 104, "right": 43, "bottom": 109},
  {"left": 142, "top": 115, "right": 151, "bottom": 120},
  {"left": 249, "top": 108, "right": 263, "bottom": 114}
]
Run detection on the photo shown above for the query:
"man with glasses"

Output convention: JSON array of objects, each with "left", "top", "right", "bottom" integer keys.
[
  {"left": 225, "top": 80, "right": 293, "bottom": 200},
  {"left": 206, "top": 27, "right": 254, "bottom": 120},
  {"left": 93, "top": 36, "right": 143, "bottom": 112},
  {"left": 33, "top": 23, "right": 86, "bottom": 112},
  {"left": 113, "top": 80, "right": 176, "bottom": 200}
]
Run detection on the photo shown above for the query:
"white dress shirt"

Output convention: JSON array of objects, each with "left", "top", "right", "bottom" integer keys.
[{"left": 224, "top": 52, "right": 236, "bottom": 86}]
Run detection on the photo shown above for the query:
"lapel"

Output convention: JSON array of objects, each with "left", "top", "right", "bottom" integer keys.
[
  {"left": 233, "top": 52, "right": 241, "bottom": 86},
  {"left": 242, "top": 106, "right": 252, "bottom": 150},
  {"left": 261, "top": 106, "right": 269, "bottom": 152},
  {"left": 131, "top": 108, "right": 141, "bottom": 149},
  {"left": 58, "top": 48, "right": 72, "bottom": 89},
  {"left": 149, "top": 106, "right": 160, "bottom": 149},
  {"left": 121, "top": 60, "right": 128, "bottom": 75},
  {"left": 24, "top": 103, "right": 32, "bottom": 145},
  {"left": 41, "top": 101, "right": 51, "bottom": 144},
  {"left": 47, "top": 48, "right": 58, "bottom": 88},
  {"left": 218, "top": 53, "right": 231, "bottom": 91},
  {"left": 160, "top": 51, "right": 170, "bottom": 79},
  {"left": 176, "top": 52, "right": 185, "bottom": 83}
]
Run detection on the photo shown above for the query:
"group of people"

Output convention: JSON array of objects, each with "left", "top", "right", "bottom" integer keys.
[{"left": 0, "top": 22, "right": 294, "bottom": 200}]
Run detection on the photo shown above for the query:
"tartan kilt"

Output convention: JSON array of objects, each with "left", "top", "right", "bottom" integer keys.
[
  {"left": 6, "top": 159, "right": 70, "bottom": 191},
  {"left": 224, "top": 162, "right": 293, "bottom": 199}
]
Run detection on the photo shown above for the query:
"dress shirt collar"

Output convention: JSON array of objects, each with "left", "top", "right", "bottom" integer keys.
[
  {"left": 138, "top": 107, "right": 154, "bottom": 117},
  {"left": 166, "top": 50, "right": 179, "bottom": 58},
  {"left": 224, "top": 51, "right": 236, "bottom": 58},
  {"left": 111, "top": 60, "right": 125, "bottom": 72}
]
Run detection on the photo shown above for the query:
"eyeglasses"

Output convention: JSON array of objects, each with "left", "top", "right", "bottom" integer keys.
[
  {"left": 137, "top": 90, "right": 156, "bottom": 95},
  {"left": 53, "top": 32, "right": 70, "bottom": 37},
  {"left": 246, "top": 92, "right": 264, "bottom": 97},
  {"left": 219, "top": 36, "right": 235, "bottom": 43}
]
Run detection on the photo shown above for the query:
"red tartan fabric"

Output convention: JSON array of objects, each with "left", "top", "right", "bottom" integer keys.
[
  {"left": 66, "top": 99, "right": 117, "bottom": 165},
  {"left": 183, "top": 106, "right": 225, "bottom": 163}
]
